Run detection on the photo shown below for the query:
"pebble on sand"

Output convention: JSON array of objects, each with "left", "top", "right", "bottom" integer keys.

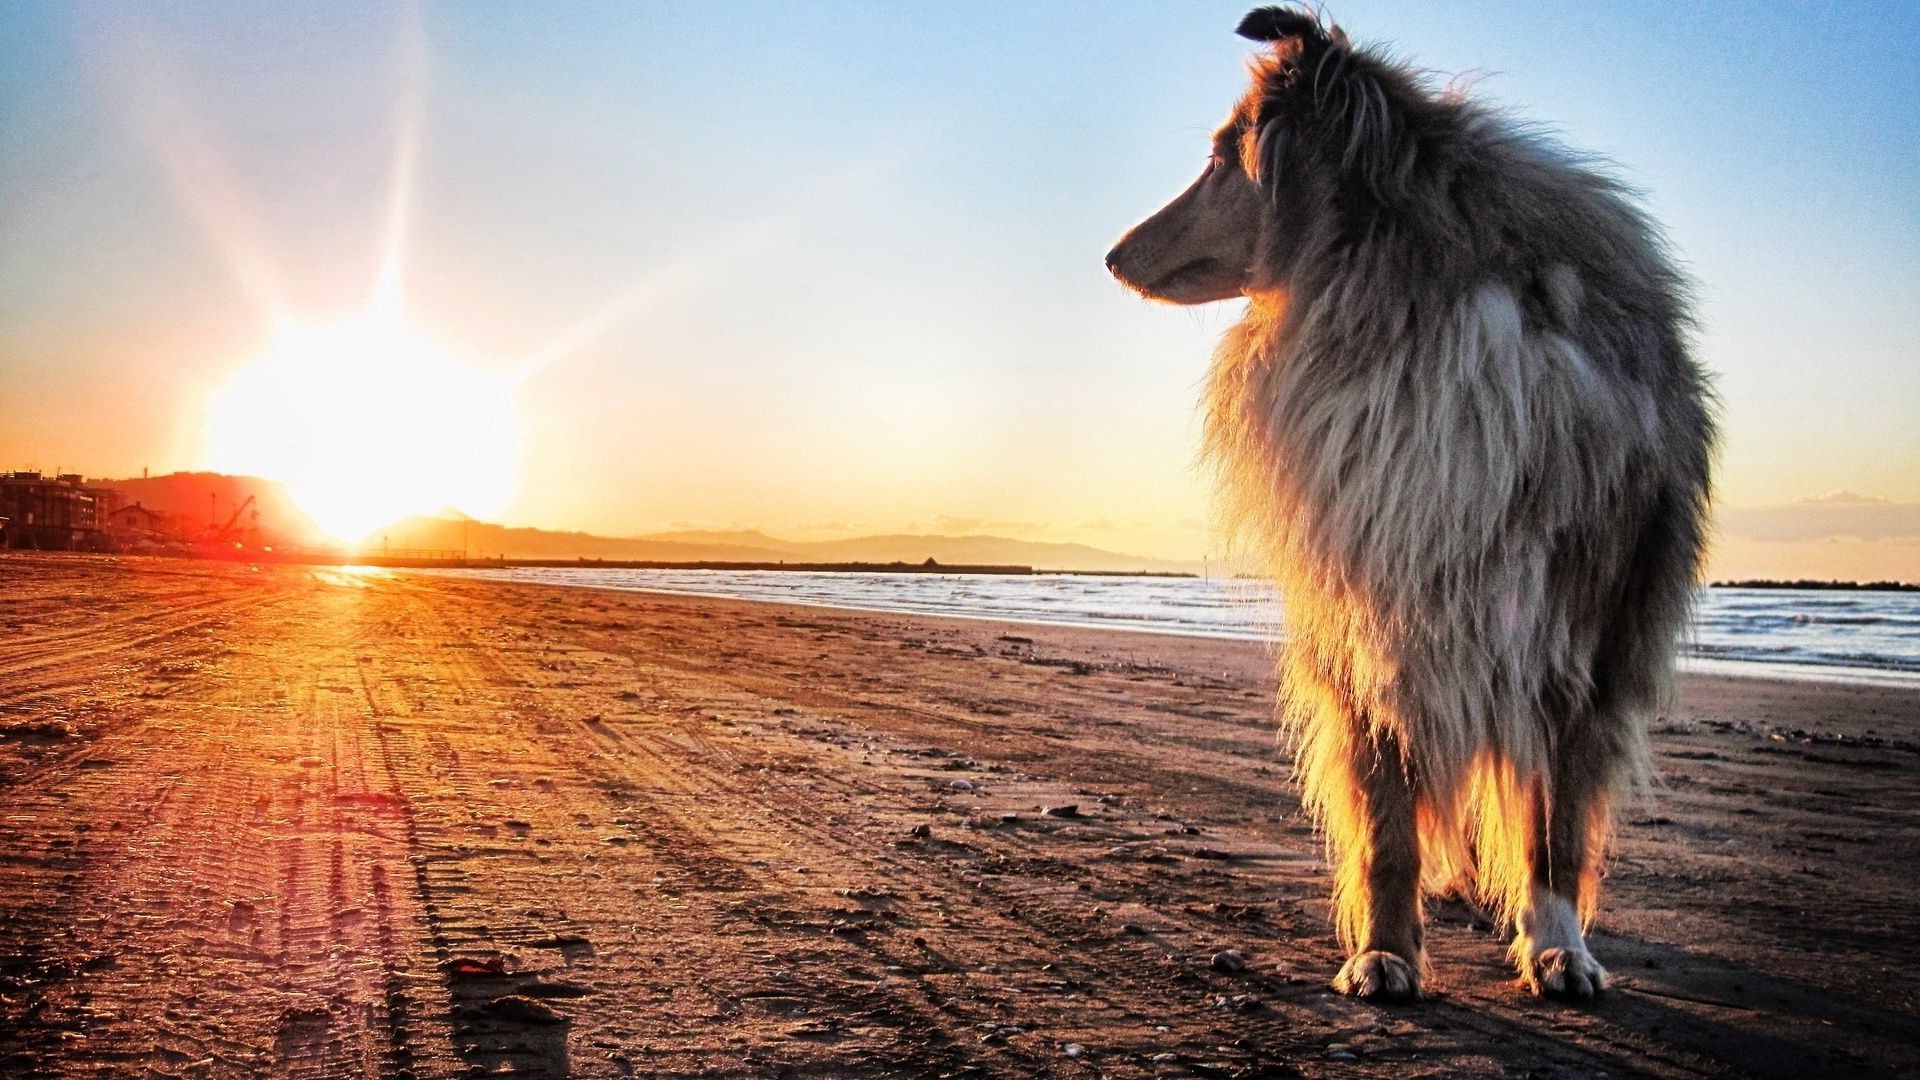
[{"left": 1209, "top": 949, "right": 1246, "bottom": 973}]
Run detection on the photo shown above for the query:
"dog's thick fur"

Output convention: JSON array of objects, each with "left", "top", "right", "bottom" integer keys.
[{"left": 1107, "top": 7, "right": 1714, "bottom": 1000}]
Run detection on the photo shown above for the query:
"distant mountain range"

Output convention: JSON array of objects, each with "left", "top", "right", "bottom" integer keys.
[
  {"left": 378, "top": 518, "right": 1203, "bottom": 574},
  {"left": 94, "top": 472, "right": 1199, "bottom": 573}
]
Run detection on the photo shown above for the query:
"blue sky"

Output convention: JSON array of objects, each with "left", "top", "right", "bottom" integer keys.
[{"left": 1, "top": 2, "right": 1916, "bottom": 571}]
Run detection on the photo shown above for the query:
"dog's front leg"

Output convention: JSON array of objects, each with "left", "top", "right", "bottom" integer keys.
[
  {"left": 1330, "top": 729, "right": 1425, "bottom": 1000},
  {"left": 1512, "top": 736, "right": 1611, "bottom": 1000}
]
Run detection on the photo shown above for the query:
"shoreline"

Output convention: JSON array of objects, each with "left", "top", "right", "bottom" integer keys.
[{"left": 406, "top": 563, "right": 1920, "bottom": 689}]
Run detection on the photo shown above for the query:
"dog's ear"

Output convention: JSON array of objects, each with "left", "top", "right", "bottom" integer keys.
[
  {"left": 1235, "top": 7, "right": 1347, "bottom": 49},
  {"left": 1240, "top": 9, "right": 1406, "bottom": 204}
]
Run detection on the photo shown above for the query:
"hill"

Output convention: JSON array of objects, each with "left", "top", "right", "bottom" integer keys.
[{"left": 100, "top": 472, "right": 320, "bottom": 542}]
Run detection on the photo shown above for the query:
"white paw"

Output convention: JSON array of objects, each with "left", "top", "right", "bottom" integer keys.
[
  {"left": 1522, "top": 945, "right": 1608, "bottom": 1000},
  {"left": 1333, "top": 950, "right": 1421, "bottom": 1000},
  {"left": 1513, "top": 885, "right": 1607, "bottom": 1000}
]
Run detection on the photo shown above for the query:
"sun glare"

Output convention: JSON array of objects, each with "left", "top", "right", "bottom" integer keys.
[{"left": 203, "top": 303, "right": 521, "bottom": 544}]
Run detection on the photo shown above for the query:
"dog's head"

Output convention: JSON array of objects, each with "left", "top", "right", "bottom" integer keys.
[{"left": 1106, "top": 6, "right": 1418, "bottom": 304}]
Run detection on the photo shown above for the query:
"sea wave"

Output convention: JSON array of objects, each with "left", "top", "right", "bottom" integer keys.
[{"left": 410, "top": 568, "right": 1920, "bottom": 686}]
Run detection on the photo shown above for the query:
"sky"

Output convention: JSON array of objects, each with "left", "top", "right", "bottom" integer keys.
[{"left": 2, "top": 1, "right": 1916, "bottom": 575}]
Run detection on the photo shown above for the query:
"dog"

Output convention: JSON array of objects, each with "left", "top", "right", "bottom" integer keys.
[{"left": 1107, "top": 6, "right": 1714, "bottom": 1000}]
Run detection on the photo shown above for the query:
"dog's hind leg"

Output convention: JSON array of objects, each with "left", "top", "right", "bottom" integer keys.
[
  {"left": 1512, "top": 721, "right": 1611, "bottom": 1000},
  {"left": 1330, "top": 727, "right": 1425, "bottom": 1000}
]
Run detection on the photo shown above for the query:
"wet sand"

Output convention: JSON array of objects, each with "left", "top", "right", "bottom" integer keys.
[{"left": 1, "top": 554, "right": 1915, "bottom": 1078}]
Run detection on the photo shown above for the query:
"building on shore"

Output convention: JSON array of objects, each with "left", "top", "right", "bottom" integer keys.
[
  {"left": 0, "top": 472, "right": 120, "bottom": 551},
  {"left": 104, "top": 502, "right": 187, "bottom": 550}
]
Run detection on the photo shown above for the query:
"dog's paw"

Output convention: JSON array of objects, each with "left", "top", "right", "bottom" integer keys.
[
  {"left": 1332, "top": 950, "right": 1421, "bottom": 1001},
  {"left": 1522, "top": 945, "right": 1608, "bottom": 1000}
]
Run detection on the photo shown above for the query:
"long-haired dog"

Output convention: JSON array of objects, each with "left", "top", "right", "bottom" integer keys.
[{"left": 1107, "top": 7, "right": 1714, "bottom": 1000}]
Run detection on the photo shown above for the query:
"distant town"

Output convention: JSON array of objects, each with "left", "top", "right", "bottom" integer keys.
[
  {"left": 0, "top": 468, "right": 372, "bottom": 561},
  {"left": 0, "top": 470, "right": 264, "bottom": 557}
]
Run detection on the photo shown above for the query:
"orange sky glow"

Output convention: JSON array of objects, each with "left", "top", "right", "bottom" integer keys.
[{"left": 2, "top": 4, "right": 1915, "bottom": 577}]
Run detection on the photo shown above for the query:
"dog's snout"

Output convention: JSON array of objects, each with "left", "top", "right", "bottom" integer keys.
[{"left": 1104, "top": 244, "right": 1124, "bottom": 274}]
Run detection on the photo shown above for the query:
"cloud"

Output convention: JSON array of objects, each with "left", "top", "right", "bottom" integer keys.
[
  {"left": 1795, "top": 490, "right": 1893, "bottom": 506},
  {"left": 927, "top": 515, "right": 1051, "bottom": 536}
]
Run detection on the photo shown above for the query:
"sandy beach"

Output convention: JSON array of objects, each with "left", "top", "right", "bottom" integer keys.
[{"left": 1, "top": 554, "right": 1915, "bottom": 1078}]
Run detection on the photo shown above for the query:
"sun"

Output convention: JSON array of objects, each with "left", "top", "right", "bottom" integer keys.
[{"left": 203, "top": 301, "right": 521, "bottom": 544}]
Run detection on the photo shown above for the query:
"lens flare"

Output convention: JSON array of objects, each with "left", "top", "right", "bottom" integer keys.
[{"left": 203, "top": 306, "right": 520, "bottom": 543}]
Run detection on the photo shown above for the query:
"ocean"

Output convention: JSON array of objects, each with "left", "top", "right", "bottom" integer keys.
[{"left": 413, "top": 567, "right": 1920, "bottom": 686}]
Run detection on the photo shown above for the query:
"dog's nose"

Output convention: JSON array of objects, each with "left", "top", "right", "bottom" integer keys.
[{"left": 1104, "top": 245, "right": 1123, "bottom": 275}]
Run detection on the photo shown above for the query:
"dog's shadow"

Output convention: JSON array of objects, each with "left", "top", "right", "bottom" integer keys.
[{"left": 1416, "top": 901, "right": 1919, "bottom": 1078}]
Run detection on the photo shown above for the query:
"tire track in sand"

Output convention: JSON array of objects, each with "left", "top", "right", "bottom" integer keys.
[{"left": 0, "top": 567, "right": 464, "bottom": 1078}]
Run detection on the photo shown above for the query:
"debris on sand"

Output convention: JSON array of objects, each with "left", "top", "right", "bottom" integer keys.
[
  {"left": 1043, "top": 804, "right": 1081, "bottom": 818},
  {"left": 1062, "top": 1042, "right": 1088, "bottom": 1059},
  {"left": 949, "top": 779, "right": 974, "bottom": 792},
  {"left": 466, "top": 994, "right": 568, "bottom": 1025},
  {"left": 908, "top": 823, "right": 932, "bottom": 839},
  {"left": 444, "top": 956, "right": 506, "bottom": 978},
  {"left": 0, "top": 718, "right": 77, "bottom": 741}
]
